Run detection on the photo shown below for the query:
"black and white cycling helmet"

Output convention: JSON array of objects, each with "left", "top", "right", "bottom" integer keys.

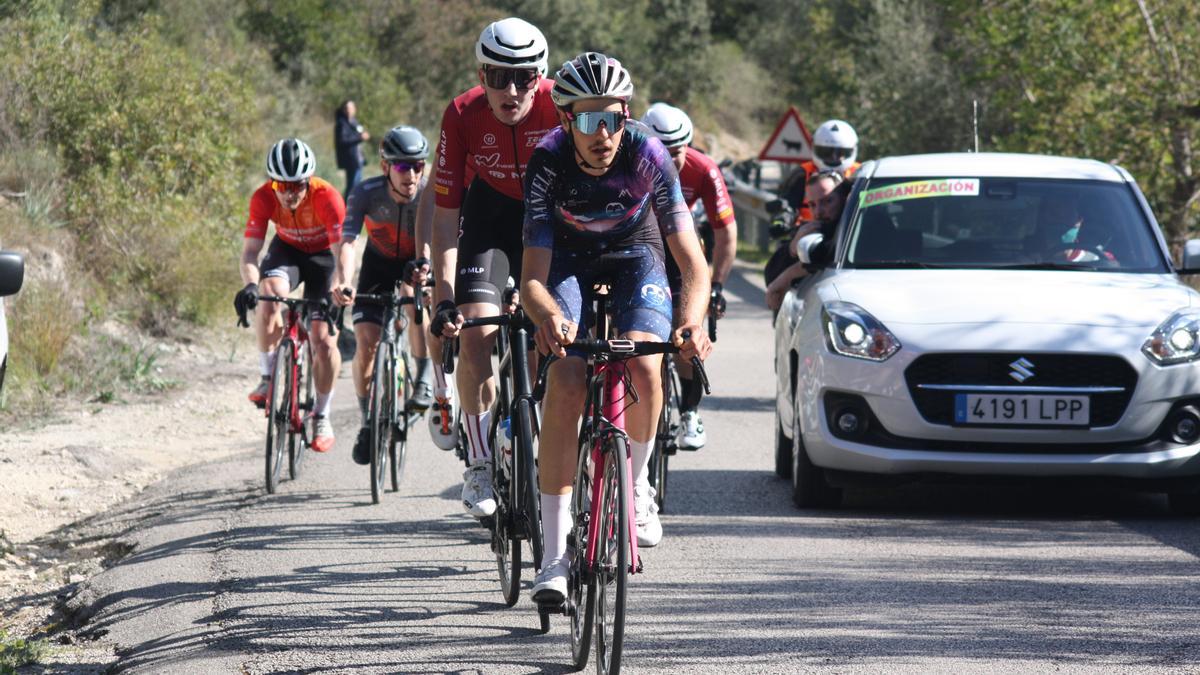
[
  {"left": 552, "top": 52, "right": 634, "bottom": 109},
  {"left": 641, "top": 103, "right": 693, "bottom": 148},
  {"left": 476, "top": 17, "right": 548, "bottom": 75},
  {"left": 380, "top": 126, "right": 429, "bottom": 161},
  {"left": 811, "top": 119, "right": 859, "bottom": 172},
  {"left": 266, "top": 138, "right": 316, "bottom": 181}
]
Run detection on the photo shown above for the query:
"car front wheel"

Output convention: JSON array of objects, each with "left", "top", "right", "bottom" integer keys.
[
  {"left": 791, "top": 408, "right": 842, "bottom": 509},
  {"left": 774, "top": 407, "right": 792, "bottom": 479}
]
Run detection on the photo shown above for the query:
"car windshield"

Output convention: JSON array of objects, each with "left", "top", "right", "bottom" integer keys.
[{"left": 844, "top": 177, "right": 1167, "bottom": 272}]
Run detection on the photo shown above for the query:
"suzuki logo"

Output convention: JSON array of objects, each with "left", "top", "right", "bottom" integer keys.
[{"left": 1009, "top": 357, "right": 1035, "bottom": 382}]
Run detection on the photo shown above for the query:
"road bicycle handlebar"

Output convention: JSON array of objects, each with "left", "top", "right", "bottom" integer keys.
[
  {"left": 440, "top": 312, "right": 535, "bottom": 375},
  {"left": 353, "top": 292, "right": 423, "bottom": 324},
  {"left": 255, "top": 294, "right": 338, "bottom": 337},
  {"left": 531, "top": 335, "right": 711, "bottom": 402}
]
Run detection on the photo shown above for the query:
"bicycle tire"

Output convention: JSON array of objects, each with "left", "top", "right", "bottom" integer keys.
[
  {"left": 569, "top": 437, "right": 596, "bottom": 671},
  {"left": 265, "top": 342, "right": 293, "bottom": 494},
  {"left": 390, "top": 345, "right": 413, "bottom": 492},
  {"left": 595, "top": 434, "right": 629, "bottom": 675},
  {"left": 515, "top": 397, "right": 543, "bottom": 572},
  {"left": 493, "top": 455, "right": 521, "bottom": 607},
  {"left": 288, "top": 341, "right": 312, "bottom": 479},
  {"left": 369, "top": 342, "right": 394, "bottom": 505}
]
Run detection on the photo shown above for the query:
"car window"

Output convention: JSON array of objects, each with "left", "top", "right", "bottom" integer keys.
[{"left": 844, "top": 177, "right": 1167, "bottom": 272}]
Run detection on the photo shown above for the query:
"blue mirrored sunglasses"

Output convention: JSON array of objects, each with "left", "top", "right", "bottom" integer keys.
[{"left": 570, "top": 110, "right": 627, "bottom": 135}]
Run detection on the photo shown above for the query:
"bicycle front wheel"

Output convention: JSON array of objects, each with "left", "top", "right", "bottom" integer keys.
[
  {"left": 514, "top": 397, "right": 543, "bottom": 573},
  {"left": 569, "top": 443, "right": 596, "bottom": 670},
  {"left": 264, "top": 342, "right": 294, "bottom": 494},
  {"left": 390, "top": 346, "right": 413, "bottom": 492},
  {"left": 369, "top": 342, "right": 394, "bottom": 505},
  {"left": 288, "top": 341, "right": 312, "bottom": 479},
  {"left": 594, "top": 435, "right": 629, "bottom": 675}
]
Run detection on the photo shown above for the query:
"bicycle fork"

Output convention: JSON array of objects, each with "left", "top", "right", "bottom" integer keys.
[{"left": 583, "top": 362, "right": 642, "bottom": 576}]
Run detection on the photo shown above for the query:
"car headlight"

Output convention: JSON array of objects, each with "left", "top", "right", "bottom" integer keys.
[
  {"left": 822, "top": 301, "right": 901, "bottom": 361},
  {"left": 1143, "top": 309, "right": 1200, "bottom": 364}
]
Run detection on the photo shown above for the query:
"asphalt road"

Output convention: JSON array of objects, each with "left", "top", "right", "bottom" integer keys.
[{"left": 71, "top": 265, "right": 1200, "bottom": 673}]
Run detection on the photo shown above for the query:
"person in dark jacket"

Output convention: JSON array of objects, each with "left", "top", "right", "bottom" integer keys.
[{"left": 334, "top": 100, "right": 370, "bottom": 196}]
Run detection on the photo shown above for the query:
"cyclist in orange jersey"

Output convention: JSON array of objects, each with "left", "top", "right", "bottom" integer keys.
[{"left": 235, "top": 138, "right": 345, "bottom": 453}]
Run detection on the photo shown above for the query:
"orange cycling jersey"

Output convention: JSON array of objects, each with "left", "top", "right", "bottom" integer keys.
[
  {"left": 677, "top": 147, "right": 736, "bottom": 230},
  {"left": 245, "top": 176, "right": 345, "bottom": 253}
]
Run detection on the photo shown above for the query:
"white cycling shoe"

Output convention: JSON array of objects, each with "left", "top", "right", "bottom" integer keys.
[
  {"left": 461, "top": 464, "right": 496, "bottom": 518},
  {"left": 429, "top": 391, "right": 459, "bottom": 451},
  {"left": 679, "top": 410, "right": 706, "bottom": 450},
  {"left": 634, "top": 485, "right": 662, "bottom": 547},
  {"left": 532, "top": 556, "right": 570, "bottom": 604}
]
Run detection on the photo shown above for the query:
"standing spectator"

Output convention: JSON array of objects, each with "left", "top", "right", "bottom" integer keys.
[{"left": 335, "top": 100, "right": 370, "bottom": 196}]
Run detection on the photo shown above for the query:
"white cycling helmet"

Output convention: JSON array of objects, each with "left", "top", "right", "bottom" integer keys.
[
  {"left": 476, "top": 17, "right": 548, "bottom": 75},
  {"left": 551, "top": 52, "right": 634, "bottom": 109},
  {"left": 266, "top": 138, "right": 316, "bottom": 181},
  {"left": 811, "top": 119, "right": 858, "bottom": 172},
  {"left": 641, "top": 103, "right": 693, "bottom": 148}
]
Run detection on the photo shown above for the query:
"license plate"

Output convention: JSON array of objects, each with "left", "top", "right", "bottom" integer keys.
[{"left": 954, "top": 393, "right": 1089, "bottom": 426}]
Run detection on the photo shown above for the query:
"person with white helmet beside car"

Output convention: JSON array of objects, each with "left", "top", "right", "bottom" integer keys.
[
  {"left": 427, "top": 17, "right": 560, "bottom": 518},
  {"left": 332, "top": 126, "right": 437, "bottom": 465},
  {"left": 235, "top": 138, "right": 346, "bottom": 453},
  {"left": 641, "top": 102, "right": 736, "bottom": 450},
  {"left": 766, "top": 119, "right": 862, "bottom": 299},
  {"left": 522, "top": 52, "right": 712, "bottom": 601}
]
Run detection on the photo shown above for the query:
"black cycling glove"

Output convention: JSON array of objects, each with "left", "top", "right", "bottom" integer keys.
[
  {"left": 710, "top": 282, "right": 727, "bottom": 318},
  {"left": 404, "top": 257, "right": 430, "bottom": 285},
  {"left": 430, "top": 300, "right": 461, "bottom": 338},
  {"left": 234, "top": 282, "right": 258, "bottom": 327}
]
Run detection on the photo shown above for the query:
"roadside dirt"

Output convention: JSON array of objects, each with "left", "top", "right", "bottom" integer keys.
[{"left": 0, "top": 325, "right": 265, "bottom": 649}]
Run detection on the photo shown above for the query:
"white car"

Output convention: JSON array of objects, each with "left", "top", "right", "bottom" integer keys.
[
  {"left": 774, "top": 153, "right": 1200, "bottom": 514},
  {"left": 0, "top": 250, "right": 24, "bottom": 398}
]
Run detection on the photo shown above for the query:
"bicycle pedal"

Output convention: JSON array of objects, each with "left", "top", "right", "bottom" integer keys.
[{"left": 535, "top": 597, "right": 567, "bottom": 614}]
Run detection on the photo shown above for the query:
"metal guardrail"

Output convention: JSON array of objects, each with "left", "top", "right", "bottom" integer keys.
[{"left": 723, "top": 160, "right": 788, "bottom": 250}]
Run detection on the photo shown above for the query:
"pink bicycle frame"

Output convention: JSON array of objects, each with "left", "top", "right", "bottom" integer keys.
[{"left": 584, "top": 359, "right": 640, "bottom": 574}]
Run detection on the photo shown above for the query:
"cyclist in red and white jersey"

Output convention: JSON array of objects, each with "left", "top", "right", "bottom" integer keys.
[
  {"left": 235, "top": 138, "right": 345, "bottom": 453},
  {"left": 428, "top": 17, "right": 559, "bottom": 518},
  {"left": 641, "top": 103, "right": 738, "bottom": 450}
]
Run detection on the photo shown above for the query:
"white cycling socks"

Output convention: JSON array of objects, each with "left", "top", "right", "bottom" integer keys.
[
  {"left": 464, "top": 410, "right": 492, "bottom": 465},
  {"left": 259, "top": 350, "right": 276, "bottom": 377},
  {"left": 630, "top": 438, "right": 652, "bottom": 492},
  {"left": 432, "top": 362, "right": 451, "bottom": 400},
  {"left": 540, "top": 492, "right": 571, "bottom": 568},
  {"left": 315, "top": 391, "right": 333, "bottom": 418}
]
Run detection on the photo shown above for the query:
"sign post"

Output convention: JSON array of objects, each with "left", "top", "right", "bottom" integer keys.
[{"left": 758, "top": 106, "right": 813, "bottom": 164}]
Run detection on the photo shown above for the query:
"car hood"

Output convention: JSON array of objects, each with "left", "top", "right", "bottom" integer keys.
[{"left": 827, "top": 270, "right": 1194, "bottom": 328}]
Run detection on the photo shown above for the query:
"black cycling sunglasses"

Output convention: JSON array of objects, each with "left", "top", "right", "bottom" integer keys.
[{"left": 483, "top": 67, "right": 539, "bottom": 91}]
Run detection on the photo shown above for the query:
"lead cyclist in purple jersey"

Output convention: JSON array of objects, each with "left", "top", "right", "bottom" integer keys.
[{"left": 521, "top": 52, "right": 712, "bottom": 602}]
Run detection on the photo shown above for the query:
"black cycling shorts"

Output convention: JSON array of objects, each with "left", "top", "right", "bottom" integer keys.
[
  {"left": 454, "top": 178, "right": 524, "bottom": 307},
  {"left": 352, "top": 246, "right": 413, "bottom": 326},
  {"left": 260, "top": 238, "right": 336, "bottom": 322}
]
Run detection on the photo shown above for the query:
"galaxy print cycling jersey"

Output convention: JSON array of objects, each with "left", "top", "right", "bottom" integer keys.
[{"left": 522, "top": 125, "right": 692, "bottom": 257}]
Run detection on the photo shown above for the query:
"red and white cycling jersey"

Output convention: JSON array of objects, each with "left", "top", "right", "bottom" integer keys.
[
  {"left": 677, "top": 147, "right": 736, "bottom": 230},
  {"left": 433, "top": 78, "right": 560, "bottom": 209},
  {"left": 245, "top": 177, "right": 344, "bottom": 253}
]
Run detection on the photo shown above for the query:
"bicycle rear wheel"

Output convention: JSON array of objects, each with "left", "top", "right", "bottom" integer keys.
[
  {"left": 594, "top": 435, "right": 629, "bottom": 675},
  {"left": 288, "top": 341, "right": 312, "bottom": 479},
  {"left": 265, "top": 342, "right": 293, "bottom": 494},
  {"left": 369, "top": 342, "right": 394, "bottom": 504}
]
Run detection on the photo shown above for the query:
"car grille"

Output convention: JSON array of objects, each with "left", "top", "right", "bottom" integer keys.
[{"left": 905, "top": 353, "right": 1138, "bottom": 427}]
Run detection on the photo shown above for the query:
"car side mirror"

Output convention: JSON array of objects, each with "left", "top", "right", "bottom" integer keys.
[
  {"left": 796, "top": 233, "right": 825, "bottom": 266},
  {"left": 0, "top": 250, "right": 23, "bottom": 297},
  {"left": 1181, "top": 240, "right": 1200, "bottom": 274}
]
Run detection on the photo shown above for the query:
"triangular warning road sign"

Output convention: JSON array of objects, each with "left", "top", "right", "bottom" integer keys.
[{"left": 759, "top": 106, "right": 813, "bottom": 163}]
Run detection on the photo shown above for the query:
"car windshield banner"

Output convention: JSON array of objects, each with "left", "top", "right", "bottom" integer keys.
[{"left": 859, "top": 178, "right": 980, "bottom": 208}]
